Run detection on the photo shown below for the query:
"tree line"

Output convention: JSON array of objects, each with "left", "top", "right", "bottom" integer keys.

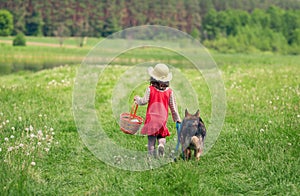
[{"left": 0, "top": 0, "right": 299, "bottom": 54}]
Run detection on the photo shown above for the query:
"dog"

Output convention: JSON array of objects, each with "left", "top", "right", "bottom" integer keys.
[{"left": 180, "top": 109, "right": 206, "bottom": 160}]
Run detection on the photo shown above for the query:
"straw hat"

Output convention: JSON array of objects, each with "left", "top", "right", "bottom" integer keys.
[{"left": 148, "top": 63, "right": 172, "bottom": 82}]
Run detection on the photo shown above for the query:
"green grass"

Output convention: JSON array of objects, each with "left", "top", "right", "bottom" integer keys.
[{"left": 0, "top": 48, "right": 299, "bottom": 195}]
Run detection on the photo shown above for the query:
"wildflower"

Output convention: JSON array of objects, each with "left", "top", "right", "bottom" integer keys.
[
  {"left": 0, "top": 112, "right": 3, "bottom": 116},
  {"left": 287, "top": 143, "right": 292, "bottom": 146},
  {"left": 30, "top": 133, "right": 35, "bottom": 138},
  {"left": 18, "top": 116, "right": 22, "bottom": 121},
  {"left": 37, "top": 130, "right": 43, "bottom": 136},
  {"left": 297, "top": 114, "right": 300, "bottom": 118},
  {"left": 10, "top": 135, "right": 14, "bottom": 139},
  {"left": 29, "top": 125, "right": 34, "bottom": 131},
  {"left": 50, "top": 128, "right": 54, "bottom": 132},
  {"left": 5, "top": 120, "right": 9, "bottom": 123},
  {"left": 0, "top": 148, "right": 2, "bottom": 152},
  {"left": 37, "top": 142, "right": 41, "bottom": 146},
  {"left": 25, "top": 127, "right": 29, "bottom": 131},
  {"left": 4, "top": 137, "right": 9, "bottom": 142},
  {"left": 260, "top": 129, "right": 264, "bottom": 133},
  {"left": 31, "top": 162, "right": 36, "bottom": 166},
  {"left": 11, "top": 127, "right": 15, "bottom": 131},
  {"left": 8, "top": 147, "right": 14, "bottom": 152},
  {"left": 19, "top": 143, "right": 24, "bottom": 148},
  {"left": 44, "top": 148, "right": 50, "bottom": 152},
  {"left": 38, "top": 114, "right": 43, "bottom": 117}
]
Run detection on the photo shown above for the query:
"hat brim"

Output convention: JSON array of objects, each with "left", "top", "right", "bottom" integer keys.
[{"left": 148, "top": 67, "right": 172, "bottom": 82}]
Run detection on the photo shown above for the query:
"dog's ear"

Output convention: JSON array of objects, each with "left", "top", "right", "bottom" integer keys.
[
  {"left": 185, "top": 109, "right": 189, "bottom": 117},
  {"left": 194, "top": 109, "right": 200, "bottom": 117}
]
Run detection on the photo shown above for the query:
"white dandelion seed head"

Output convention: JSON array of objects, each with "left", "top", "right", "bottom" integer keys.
[
  {"left": 260, "top": 129, "right": 265, "bottom": 133},
  {"left": 29, "top": 125, "right": 34, "bottom": 131},
  {"left": 31, "top": 161, "right": 36, "bottom": 166},
  {"left": 4, "top": 137, "right": 9, "bottom": 142},
  {"left": 5, "top": 120, "right": 9, "bottom": 123},
  {"left": 18, "top": 116, "right": 22, "bottom": 121},
  {"left": 7, "top": 147, "right": 14, "bottom": 152},
  {"left": 37, "top": 142, "right": 41, "bottom": 146},
  {"left": 11, "top": 127, "right": 15, "bottom": 131},
  {"left": 25, "top": 127, "right": 29, "bottom": 131},
  {"left": 37, "top": 130, "right": 43, "bottom": 136},
  {"left": 19, "top": 143, "right": 24, "bottom": 148},
  {"left": 50, "top": 128, "right": 54, "bottom": 131},
  {"left": 38, "top": 114, "right": 42, "bottom": 117},
  {"left": 10, "top": 135, "right": 14, "bottom": 139}
]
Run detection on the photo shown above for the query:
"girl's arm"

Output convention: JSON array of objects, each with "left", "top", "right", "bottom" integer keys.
[
  {"left": 169, "top": 91, "right": 181, "bottom": 122},
  {"left": 134, "top": 87, "right": 150, "bottom": 105}
]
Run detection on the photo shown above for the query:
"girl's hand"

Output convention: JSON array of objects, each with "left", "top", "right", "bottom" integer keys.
[{"left": 134, "top": 96, "right": 139, "bottom": 105}]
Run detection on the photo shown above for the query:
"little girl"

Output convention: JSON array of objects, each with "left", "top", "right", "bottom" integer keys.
[{"left": 134, "top": 63, "right": 181, "bottom": 157}]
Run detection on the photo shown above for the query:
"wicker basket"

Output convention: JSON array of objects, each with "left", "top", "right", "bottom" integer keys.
[{"left": 120, "top": 103, "right": 143, "bottom": 134}]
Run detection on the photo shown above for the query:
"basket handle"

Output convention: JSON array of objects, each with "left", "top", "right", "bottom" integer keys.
[{"left": 130, "top": 103, "right": 138, "bottom": 119}]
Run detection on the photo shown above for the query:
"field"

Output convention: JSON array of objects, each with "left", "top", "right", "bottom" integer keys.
[{"left": 0, "top": 37, "right": 299, "bottom": 195}]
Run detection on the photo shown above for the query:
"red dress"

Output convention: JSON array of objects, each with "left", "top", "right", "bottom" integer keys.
[{"left": 141, "top": 85, "right": 172, "bottom": 137}]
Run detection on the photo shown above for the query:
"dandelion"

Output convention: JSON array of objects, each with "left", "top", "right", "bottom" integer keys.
[
  {"left": 38, "top": 114, "right": 43, "bottom": 118},
  {"left": 37, "top": 130, "right": 43, "bottom": 136},
  {"left": 0, "top": 112, "right": 3, "bottom": 116},
  {"left": 287, "top": 143, "right": 292, "bottom": 146},
  {"left": 4, "top": 137, "right": 9, "bottom": 142},
  {"left": 29, "top": 125, "right": 34, "bottom": 131},
  {"left": 31, "top": 162, "right": 36, "bottom": 166},
  {"left": 11, "top": 127, "right": 15, "bottom": 131},
  {"left": 297, "top": 114, "right": 300, "bottom": 118},
  {"left": 10, "top": 135, "right": 14, "bottom": 139},
  {"left": 51, "top": 132, "right": 55, "bottom": 135},
  {"left": 0, "top": 148, "right": 2, "bottom": 152},
  {"left": 25, "top": 127, "right": 29, "bottom": 131},
  {"left": 5, "top": 120, "right": 9, "bottom": 123},
  {"left": 7, "top": 147, "right": 14, "bottom": 152},
  {"left": 50, "top": 127, "right": 54, "bottom": 132},
  {"left": 30, "top": 133, "right": 35, "bottom": 138},
  {"left": 44, "top": 148, "right": 50, "bottom": 152},
  {"left": 37, "top": 142, "right": 41, "bottom": 146},
  {"left": 19, "top": 143, "right": 24, "bottom": 148},
  {"left": 18, "top": 116, "right": 22, "bottom": 121},
  {"left": 260, "top": 129, "right": 265, "bottom": 133}
]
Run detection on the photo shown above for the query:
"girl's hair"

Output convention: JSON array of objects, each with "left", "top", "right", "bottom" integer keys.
[{"left": 150, "top": 77, "right": 169, "bottom": 91}]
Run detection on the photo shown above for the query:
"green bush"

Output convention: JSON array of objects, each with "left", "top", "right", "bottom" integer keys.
[{"left": 13, "top": 33, "right": 26, "bottom": 46}]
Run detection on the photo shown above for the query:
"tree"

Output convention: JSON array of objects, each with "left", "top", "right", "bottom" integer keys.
[
  {"left": 0, "top": 9, "right": 13, "bottom": 36},
  {"left": 25, "top": 10, "right": 43, "bottom": 36}
]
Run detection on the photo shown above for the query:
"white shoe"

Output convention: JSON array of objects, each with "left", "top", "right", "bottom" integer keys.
[{"left": 158, "top": 144, "right": 164, "bottom": 157}]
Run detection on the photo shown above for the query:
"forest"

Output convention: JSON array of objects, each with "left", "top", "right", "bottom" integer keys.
[{"left": 0, "top": 0, "right": 300, "bottom": 54}]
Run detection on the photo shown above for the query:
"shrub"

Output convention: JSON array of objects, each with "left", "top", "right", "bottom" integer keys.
[{"left": 13, "top": 33, "right": 26, "bottom": 46}]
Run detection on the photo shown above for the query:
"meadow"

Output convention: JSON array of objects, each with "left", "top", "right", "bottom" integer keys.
[{"left": 0, "top": 37, "right": 299, "bottom": 195}]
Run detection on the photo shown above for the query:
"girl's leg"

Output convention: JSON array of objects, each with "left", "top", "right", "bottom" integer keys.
[{"left": 148, "top": 135, "right": 157, "bottom": 156}]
